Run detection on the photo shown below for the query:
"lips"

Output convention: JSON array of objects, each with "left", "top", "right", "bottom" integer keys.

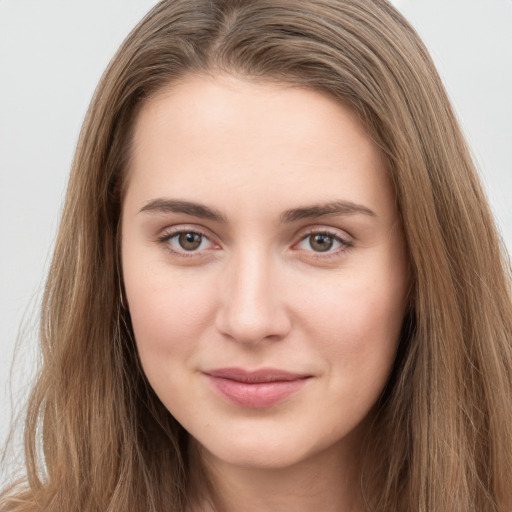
[{"left": 204, "top": 367, "right": 311, "bottom": 408}]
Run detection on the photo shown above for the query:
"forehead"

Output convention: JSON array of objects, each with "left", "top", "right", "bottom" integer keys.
[
  {"left": 132, "top": 74, "right": 374, "bottom": 160},
  {"left": 125, "top": 74, "right": 395, "bottom": 221}
]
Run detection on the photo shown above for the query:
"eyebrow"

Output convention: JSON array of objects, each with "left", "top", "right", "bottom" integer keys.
[
  {"left": 139, "top": 199, "right": 227, "bottom": 223},
  {"left": 138, "top": 198, "right": 376, "bottom": 223},
  {"left": 280, "top": 200, "right": 376, "bottom": 223}
]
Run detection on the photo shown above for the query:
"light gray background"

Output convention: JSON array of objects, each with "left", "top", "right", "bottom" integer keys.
[{"left": 1, "top": 0, "right": 511, "bottom": 479}]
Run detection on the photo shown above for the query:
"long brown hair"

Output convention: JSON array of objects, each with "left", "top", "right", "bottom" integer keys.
[{"left": 2, "top": 0, "right": 511, "bottom": 510}]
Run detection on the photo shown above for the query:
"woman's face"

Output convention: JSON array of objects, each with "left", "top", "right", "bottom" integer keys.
[{"left": 121, "top": 75, "right": 409, "bottom": 470}]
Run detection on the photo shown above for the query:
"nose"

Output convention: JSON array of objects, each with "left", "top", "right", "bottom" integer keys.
[{"left": 215, "top": 249, "right": 292, "bottom": 345}]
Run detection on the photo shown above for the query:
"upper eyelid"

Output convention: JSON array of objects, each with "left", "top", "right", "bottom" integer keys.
[
  {"left": 296, "top": 225, "right": 353, "bottom": 241},
  {"left": 158, "top": 224, "right": 216, "bottom": 240}
]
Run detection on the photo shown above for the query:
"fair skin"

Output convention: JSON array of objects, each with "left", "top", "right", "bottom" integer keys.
[{"left": 121, "top": 74, "right": 409, "bottom": 512}]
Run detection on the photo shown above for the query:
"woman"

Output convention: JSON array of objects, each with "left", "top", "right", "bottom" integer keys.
[{"left": 1, "top": 0, "right": 511, "bottom": 511}]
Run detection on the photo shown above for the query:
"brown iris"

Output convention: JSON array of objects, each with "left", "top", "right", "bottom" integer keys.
[
  {"left": 178, "top": 232, "right": 202, "bottom": 251},
  {"left": 309, "top": 234, "right": 334, "bottom": 252}
]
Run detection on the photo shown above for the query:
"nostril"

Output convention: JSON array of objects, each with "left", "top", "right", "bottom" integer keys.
[{"left": 215, "top": 297, "right": 292, "bottom": 345}]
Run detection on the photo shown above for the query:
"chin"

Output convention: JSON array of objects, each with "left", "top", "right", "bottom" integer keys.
[
  {"left": 192, "top": 420, "right": 357, "bottom": 472},
  {"left": 205, "top": 442, "right": 310, "bottom": 471}
]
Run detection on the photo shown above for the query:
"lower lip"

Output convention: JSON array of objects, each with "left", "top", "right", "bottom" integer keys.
[{"left": 206, "top": 375, "right": 309, "bottom": 408}]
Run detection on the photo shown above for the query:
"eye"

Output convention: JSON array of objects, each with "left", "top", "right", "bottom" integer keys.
[
  {"left": 296, "top": 231, "right": 351, "bottom": 254},
  {"left": 160, "top": 229, "right": 217, "bottom": 254}
]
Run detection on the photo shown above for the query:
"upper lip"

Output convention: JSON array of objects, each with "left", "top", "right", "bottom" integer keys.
[{"left": 204, "top": 367, "right": 311, "bottom": 383}]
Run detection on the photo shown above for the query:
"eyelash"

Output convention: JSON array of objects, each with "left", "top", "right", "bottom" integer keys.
[
  {"left": 156, "top": 227, "right": 353, "bottom": 258},
  {"left": 157, "top": 227, "right": 218, "bottom": 258},
  {"left": 295, "top": 229, "right": 353, "bottom": 258}
]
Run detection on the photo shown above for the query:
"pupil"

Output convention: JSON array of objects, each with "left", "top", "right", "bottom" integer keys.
[
  {"left": 179, "top": 232, "right": 202, "bottom": 250},
  {"left": 310, "top": 234, "right": 333, "bottom": 252}
]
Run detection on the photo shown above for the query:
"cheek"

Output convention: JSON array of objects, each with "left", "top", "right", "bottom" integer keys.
[
  {"left": 298, "top": 262, "right": 407, "bottom": 396},
  {"left": 123, "top": 262, "right": 218, "bottom": 367},
  {"left": 123, "top": 269, "right": 221, "bottom": 419},
  {"left": 304, "top": 271, "right": 405, "bottom": 342}
]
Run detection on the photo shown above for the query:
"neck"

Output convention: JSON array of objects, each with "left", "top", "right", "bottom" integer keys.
[{"left": 187, "top": 436, "right": 366, "bottom": 512}]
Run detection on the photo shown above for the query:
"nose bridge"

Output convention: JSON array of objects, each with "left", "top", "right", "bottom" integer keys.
[{"left": 217, "top": 243, "right": 290, "bottom": 344}]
